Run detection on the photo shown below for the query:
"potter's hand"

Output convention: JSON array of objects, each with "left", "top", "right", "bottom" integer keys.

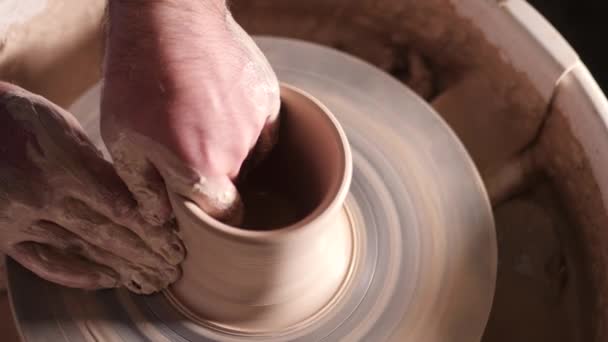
[
  {"left": 0, "top": 82, "right": 185, "bottom": 294},
  {"left": 101, "top": 0, "right": 280, "bottom": 224}
]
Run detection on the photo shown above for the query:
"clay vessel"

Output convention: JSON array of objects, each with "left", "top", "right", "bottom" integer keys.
[{"left": 166, "top": 84, "right": 355, "bottom": 334}]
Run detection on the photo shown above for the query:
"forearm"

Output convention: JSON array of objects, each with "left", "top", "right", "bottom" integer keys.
[
  {"left": 104, "top": 0, "right": 230, "bottom": 79},
  {"left": 107, "top": 0, "right": 227, "bottom": 24},
  {"left": 107, "top": 0, "right": 228, "bottom": 29}
]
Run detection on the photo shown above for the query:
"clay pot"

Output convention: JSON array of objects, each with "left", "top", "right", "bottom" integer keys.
[{"left": 166, "top": 84, "right": 355, "bottom": 333}]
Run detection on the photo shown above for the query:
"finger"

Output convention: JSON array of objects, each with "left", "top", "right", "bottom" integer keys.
[
  {"left": 46, "top": 126, "right": 185, "bottom": 264},
  {"left": 23, "top": 221, "right": 179, "bottom": 294},
  {"left": 67, "top": 157, "right": 185, "bottom": 265},
  {"left": 112, "top": 148, "right": 172, "bottom": 226},
  {"left": 180, "top": 176, "right": 244, "bottom": 226},
  {"left": 50, "top": 197, "right": 181, "bottom": 271},
  {"left": 101, "top": 117, "right": 173, "bottom": 226},
  {"left": 107, "top": 210, "right": 185, "bottom": 267},
  {"left": 255, "top": 104, "right": 281, "bottom": 162},
  {"left": 8, "top": 242, "right": 118, "bottom": 290},
  {"left": 238, "top": 113, "right": 281, "bottom": 182}
]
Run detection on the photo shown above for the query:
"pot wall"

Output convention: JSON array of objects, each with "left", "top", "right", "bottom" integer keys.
[{"left": 2, "top": 0, "right": 608, "bottom": 341}]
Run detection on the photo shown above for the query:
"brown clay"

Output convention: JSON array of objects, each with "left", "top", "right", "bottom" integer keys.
[{"left": 166, "top": 84, "right": 354, "bottom": 333}]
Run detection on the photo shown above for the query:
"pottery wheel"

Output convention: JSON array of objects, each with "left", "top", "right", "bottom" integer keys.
[{"left": 7, "top": 37, "right": 497, "bottom": 341}]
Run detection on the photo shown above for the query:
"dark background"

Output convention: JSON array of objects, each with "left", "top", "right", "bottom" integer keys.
[{"left": 529, "top": 0, "right": 608, "bottom": 92}]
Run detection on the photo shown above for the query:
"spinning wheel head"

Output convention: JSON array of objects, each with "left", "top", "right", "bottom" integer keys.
[{"left": 8, "top": 37, "right": 496, "bottom": 342}]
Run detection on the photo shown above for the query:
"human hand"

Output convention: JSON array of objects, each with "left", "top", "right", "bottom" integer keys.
[
  {"left": 101, "top": 0, "right": 280, "bottom": 224},
  {"left": 0, "top": 82, "right": 184, "bottom": 294}
]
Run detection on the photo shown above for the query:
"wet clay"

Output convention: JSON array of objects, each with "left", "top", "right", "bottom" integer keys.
[
  {"left": 167, "top": 85, "right": 354, "bottom": 333},
  {"left": 0, "top": 82, "right": 183, "bottom": 294}
]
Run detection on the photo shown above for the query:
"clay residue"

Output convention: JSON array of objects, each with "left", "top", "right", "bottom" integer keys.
[{"left": 0, "top": 83, "right": 183, "bottom": 294}]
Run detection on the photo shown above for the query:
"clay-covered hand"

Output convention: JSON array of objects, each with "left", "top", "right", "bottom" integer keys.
[
  {"left": 0, "top": 82, "right": 185, "bottom": 294},
  {"left": 101, "top": 1, "right": 280, "bottom": 225}
]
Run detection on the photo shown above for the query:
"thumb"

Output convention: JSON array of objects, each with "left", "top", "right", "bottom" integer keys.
[
  {"left": 164, "top": 173, "right": 244, "bottom": 226},
  {"left": 103, "top": 126, "right": 245, "bottom": 226},
  {"left": 190, "top": 176, "right": 244, "bottom": 225}
]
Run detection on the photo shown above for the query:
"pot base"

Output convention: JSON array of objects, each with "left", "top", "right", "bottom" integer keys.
[{"left": 163, "top": 204, "right": 360, "bottom": 336}]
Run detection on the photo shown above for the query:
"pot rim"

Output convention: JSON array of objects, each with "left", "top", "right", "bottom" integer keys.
[{"left": 174, "top": 82, "right": 353, "bottom": 243}]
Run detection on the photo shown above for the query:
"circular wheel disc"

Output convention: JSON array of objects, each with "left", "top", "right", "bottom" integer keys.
[{"left": 7, "top": 37, "right": 497, "bottom": 342}]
